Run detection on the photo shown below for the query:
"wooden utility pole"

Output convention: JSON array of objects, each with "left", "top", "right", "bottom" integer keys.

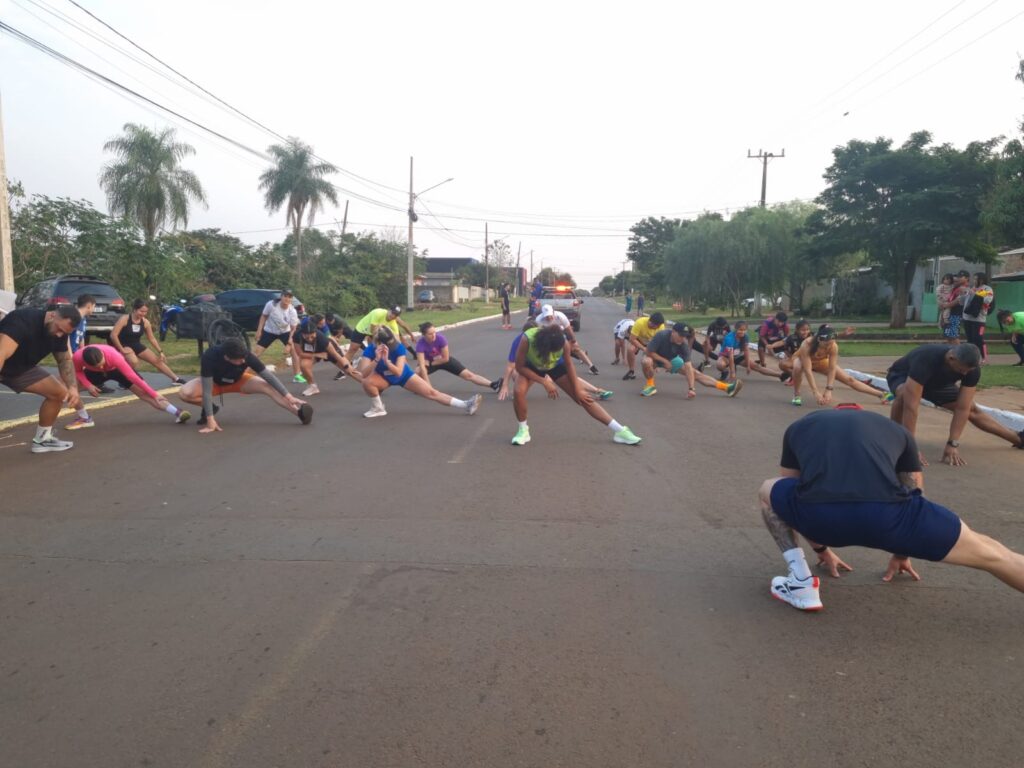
[
  {"left": 515, "top": 241, "right": 521, "bottom": 296},
  {"left": 0, "top": 93, "right": 14, "bottom": 293},
  {"left": 529, "top": 250, "right": 534, "bottom": 284},
  {"left": 406, "top": 157, "right": 416, "bottom": 309},
  {"left": 747, "top": 148, "right": 785, "bottom": 208},
  {"left": 484, "top": 222, "right": 490, "bottom": 303},
  {"left": 340, "top": 199, "right": 349, "bottom": 238}
]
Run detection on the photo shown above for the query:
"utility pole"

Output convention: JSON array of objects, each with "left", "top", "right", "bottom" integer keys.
[
  {"left": 529, "top": 250, "right": 534, "bottom": 284},
  {"left": 484, "top": 222, "right": 490, "bottom": 303},
  {"left": 340, "top": 199, "right": 349, "bottom": 238},
  {"left": 0, "top": 93, "right": 14, "bottom": 293},
  {"left": 622, "top": 260, "right": 627, "bottom": 295},
  {"left": 747, "top": 148, "right": 785, "bottom": 208},
  {"left": 406, "top": 157, "right": 416, "bottom": 308},
  {"left": 515, "top": 242, "right": 521, "bottom": 296}
]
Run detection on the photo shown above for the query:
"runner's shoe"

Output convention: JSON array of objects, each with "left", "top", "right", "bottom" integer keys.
[
  {"left": 622, "top": 370, "right": 636, "bottom": 381},
  {"left": 770, "top": 574, "right": 823, "bottom": 611},
  {"left": 174, "top": 377, "right": 187, "bottom": 385},
  {"left": 598, "top": 390, "right": 614, "bottom": 400},
  {"left": 726, "top": 380, "right": 743, "bottom": 397},
  {"left": 31, "top": 436, "right": 73, "bottom": 453},
  {"left": 791, "top": 396, "right": 802, "bottom": 406},
  {"left": 175, "top": 411, "right": 191, "bottom": 424},
  {"left": 333, "top": 370, "right": 347, "bottom": 381},
  {"left": 589, "top": 365, "right": 600, "bottom": 375},
  {"left": 696, "top": 361, "right": 707, "bottom": 373},
  {"left": 297, "top": 403, "right": 314, "bottom": 424},
  {"left": 613, "top": 426, "right": 642, "bottom": 445},
  {"left": 511, "top": 425, "right": 531, "bottom": 445},
  {"left": 779, "top": 371, "right": 792, "bottom": 383},
  {"left": 880, "top": 391, "right": 895, "bottom": 404},
  {"left": 364, "top": 406, "right": 387, "bottom": 418},
  {"left": 687, "top": 388, "right": 696, "bottom": 399},
  {"left": 293, "top": 374, "right": 307, "bottom": 384},
  {"left": 1015, "top": 430, "right": 1024, "bottom": 449},
  {"left": 489, "top": 379, "right": 501, "bottom": 392},
  {"left": 611, "top": 359, "right": 620, "bottom": 366},
  {"left": 65, "top": 416, "right": 94, "bottom": 430},
  {"left": 196, "top": 404, "right": 220, "bottom": 426},
  {"left": 302, "top": 384, "right": 320, "bottom": 396},
  {"left": 467, "top": 394, "right": 483, "bottom": 415},
  {"left": 640, "top": 385, "right": 656, "bottom": 397}
]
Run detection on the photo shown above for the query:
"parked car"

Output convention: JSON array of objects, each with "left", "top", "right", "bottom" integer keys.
[
  {"left": 15, "top": 274, "right": 126, "bottom": 338},
  {"left": 541, "top": 285, "right": 583, "bottom": 331},
  {"left": 417, "top": 289, "right": 436, "bottom": 303},
  {"left": 213, "top": 289, "right": 305, "bottom": 332}
]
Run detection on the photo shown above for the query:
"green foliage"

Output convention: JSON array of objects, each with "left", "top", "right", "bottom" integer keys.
[
  {"left": 99, "top": 123, "right": 207, "bottom": 243},
  {"left": 534, "top": 267, "right": 574, "bottom": 286},
  {"left": 627, "top": 216, "right": 682, "bottom": 291},
  {"left": 981, "top": 59, "right": 1024, "bottom": 245}
]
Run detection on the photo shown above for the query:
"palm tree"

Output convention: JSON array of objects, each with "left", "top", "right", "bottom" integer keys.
[
  {"left": 99, "top": 123, "right": 207, "bottom": 243},
  {"left": 258, "top": 138, "right": 338, "bottom": 281}
]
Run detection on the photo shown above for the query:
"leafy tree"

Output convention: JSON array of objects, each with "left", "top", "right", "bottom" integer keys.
[
  {"left": 982, "top": 59, "right": 1024, "bottom": 245},
  {"left": 627, "top": 216, "right": 682, "bottom": 291},
  {"left": 812, "top": 131, "right": 998, "bottom": 327},
  {"left": 534, "top": 267, "right": 573, "bottom": 286},
  {"left": 258, "top": 138, "right": 338, "bottom": 282},
  {"left": 597, "top": 274, "right": 617, "bottom": 295},
  {"left": 99, "top": 123, "right": 207, "bottom": 243}
]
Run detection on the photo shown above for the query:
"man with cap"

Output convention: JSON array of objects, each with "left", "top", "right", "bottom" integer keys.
[
  {"left": 537, "top": 303, "right": 599, "bottom": 374},
  {"left": 887, "top": 343, "right": 1024, "bottom": 466},
  {"left": 939, "top": 270, "right": 971, "bottom": 343},
  {"left": 640, "top": 322, "right": 742, "bottom": 399},
  {"left": 759, "top": 404, "right": 1024, "bottom": 612},
  {"left": 348, "top": 306, "right": 416, "bottom": 372},
  {"left": 790, "top": 323, "right": 893, "bottom": 407},
  {"left": 625, "top": 311, "right": 665, "bottom": 381}
]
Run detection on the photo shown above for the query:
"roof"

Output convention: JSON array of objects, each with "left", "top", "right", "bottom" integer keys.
[
  {"left": 423, "top": 257, "right": 478, "bottom": 274},
  {"left": 993, "top": 271, "right": 1024, "bottom": 282}
]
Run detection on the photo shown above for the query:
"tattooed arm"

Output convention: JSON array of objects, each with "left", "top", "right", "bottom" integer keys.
[{"left": 54, "top": 348, "right": 83, "bottom": 410}]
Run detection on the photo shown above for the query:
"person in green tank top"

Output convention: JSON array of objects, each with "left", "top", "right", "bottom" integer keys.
[
  {"left": 510, "top": 325, "right": 641, "bottom": 446},
  {"left": 997, "top": 309, "right": 1024, "bottom": 365}
]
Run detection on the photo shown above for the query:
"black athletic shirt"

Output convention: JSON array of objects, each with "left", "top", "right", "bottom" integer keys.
[
  {"left": 0, "top": 308, "right": 68, "bottom": 376},
  {"left": 888, "top": 344, "right": 980, "bottom": 389},
  {"left": 295, "top": 333, "right": 329, "bottom": 355},
  {"left": 647, "top": 329, "right": 690, "bottom": 362},
  {"left": 783, "top": 332, "right": 803, "bottom": 356},
  {"left": 117, "top": 316, "right": 145, "bottom": 347},
  {"left": 705, "top": 322, "right": 730, "bottom": 347},
  {"left": 780, "top": 410, "right": 922, "bottom": 503},
  {"left": 200, "top": 344, "right": 266, "bottom": 384}
]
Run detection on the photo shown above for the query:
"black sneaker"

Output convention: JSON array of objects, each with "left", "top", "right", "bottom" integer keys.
[
  {"left": 780, "top": 370, "right": 792, "bottom": 383},
  {"left": 622, "top": 370, "right": 636, "bottom": 381},
  {"left": 173, "top": 377, "right": 187, "bottom": 385},
  {"left": 489, "top": 379, "right": 501, "bottom": 392},
  {"left": 333, "top": 370, "right": 347, "bottom": 381},
  {"left": 297, "top": 403, "right": 314, "bottom": 425},
  {"left": 197, "top": 404, "right": 220, "bottom": 426},
  {"left": 696, "top": 361, "right": 706, "bottom": 373},
  {"left": 589, "top": 365, "right": 599, "bottom": 375},
  {"left": 719, "top": 370, "right": 729, "bottom": 382},
  {"left": 1016, "top": 430, "right": 1024, "bottom": 450}
]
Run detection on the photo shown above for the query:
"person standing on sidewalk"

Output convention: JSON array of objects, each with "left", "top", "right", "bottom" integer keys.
[
  {"left": 996, "top": 309, "right": 1024, "bottom": 365},
  {"left": 961, "top": 272, "right": 994, "bottom": 362},
  {"left": 499, "top": 282, "right": 512, "bottom": 329}
]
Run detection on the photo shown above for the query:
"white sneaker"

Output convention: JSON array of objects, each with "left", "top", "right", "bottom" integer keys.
[
  {"left": 466, "top": 394, "right": 482, "bottom": 415},
  {"left": 363, "top": 407, "right": 387, "bottom": 418},
  {"left": 302, "top": 384, "right": 320, "bottom": 396},
  {"left": 770, "top": 574, "right": 823, "bottom": 611},
  {"left": 31, "top": 436, "right": 74, "bottom": 453}
]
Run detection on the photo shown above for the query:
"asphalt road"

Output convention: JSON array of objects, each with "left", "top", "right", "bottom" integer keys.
[{"left": 2, "top": 298, "right": 1023, "bottom": 768}]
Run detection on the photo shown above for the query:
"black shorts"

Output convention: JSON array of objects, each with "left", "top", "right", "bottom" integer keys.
[
  {"left": 348, "top": 330, "right": 368, "bottom": 346},
  {"left": 84, "top": 368, "right": 134, "bottom": 390},
  {"left": 257, "top": 330, "right": 292, "bottom": 348},
  {"left": 770, "top": 478, "right": 961, "bottom": 561},
  {"left": 526, "top": 360, "right": 569, "bottom": 381},
  {"left": 886, "top": 372, "right": 959, "bottom": 407},
  {"left": 121, "top": 341, "right": 146, "bottom": 355},
  {"left": 428, "top": 358, "right": 466, "bottom": 376}
]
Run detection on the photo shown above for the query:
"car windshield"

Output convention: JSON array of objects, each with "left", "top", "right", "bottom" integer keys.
[
  {"left": 541, "top": 290, "right": 575, "bottom": 299},
  {"left": 57, "top": 281, "right": 120, "bottom": 300}
]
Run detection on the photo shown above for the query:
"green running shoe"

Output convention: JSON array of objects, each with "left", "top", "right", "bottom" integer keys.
[
  {"left": 613, "top": 426, "right": 642, "bottom": 445},
  {"left": 726, "top": 380, "right": 743, "bottom": 397},
  {"left": 511, "top": 425, "right": 531, "bottom": 446},
  {"left": 640, "top": 385, "right": 657, "bottom": 397},
  {"left": 598, "top": 390, "right": 614, "bottom": 400},
  {"left": 791, "top": 396, "right": 802, "bottom": 406},
  {"left": 881, "top": 391, "right": 895, "bottom": 404},
  {"left": 293, "top": 373, "right": 307, "bottom": 384}
]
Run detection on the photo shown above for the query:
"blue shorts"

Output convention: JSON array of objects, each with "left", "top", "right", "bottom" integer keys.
[
  {"left": 769, "top": 477, "right": 962, "bottom": 561},
  {"left": 383, "top": 364, "right": 415, "bottom": 387}
]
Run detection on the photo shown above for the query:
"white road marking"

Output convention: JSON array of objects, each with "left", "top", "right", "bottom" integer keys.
[
  {"left": 448, "top": 417, "right": 493, "bottom": 464},
  {"left": 0, "top": 441, "right": 27, "bottom": 450}
]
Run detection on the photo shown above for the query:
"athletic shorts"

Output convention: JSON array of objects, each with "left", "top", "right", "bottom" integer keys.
[
  {"left": 886, "top": 372, "right": 959, "bottom": 407},
  {"left": 428, "top": 358, "right": 466, "bottom": 376},
  {"left": 84, "top": 368, "right": 134, "bottom": 390},
  {"left": 526, "top": 360, "right": 568, "bottom": 381},
  {"left": 0, "top": 366, "right": 52, "bottom": 393},
  {"left": 212, "top": 371, "right": 255, "bottom": 395},
  {"left": 384, "top": 364, "right": 416, "bottom": 387},
  {"left": 348, "top": 330, "right": 368, "bottom": 346},
  {"left": 121, "top": 341, "right": 146, "bottom": 355},
  {"left": 769, "top": 477, "right": 961, "bottom": 561},
  {"left": 943, "top": 315, "right": 962, "bottom": 339},
  {"left": 257, "top": 330, "right": 292, "bottom": 348}
]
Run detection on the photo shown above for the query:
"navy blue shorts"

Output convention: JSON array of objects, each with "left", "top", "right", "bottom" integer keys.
[
  {"left": 257, "top": 330, "right": 292, "bottom": 349},
  {"left": 886, "top": 372, "right": 960, "bottom": 407},
  {"left": 769, "top": 477, "right": 962, "bottom": 561}
]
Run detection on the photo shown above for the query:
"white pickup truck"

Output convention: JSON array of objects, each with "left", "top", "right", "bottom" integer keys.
[{"left": 541, "top": 285, "right": 584, "bottom": 331}]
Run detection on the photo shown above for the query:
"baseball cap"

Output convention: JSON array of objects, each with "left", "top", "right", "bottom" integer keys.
[
  {"left": 816, "top": 324, "right": 836, "bottom": 341},
  {"left": 538, "top": 304, "right": 554, "bottom": 320},
  {"left": 955, "top": 269, "right": 970, "bottom": 279},
  {"left": 672, "top": 322, "right": 692, "bottom": 336},
  {"left": 390, "top": 305, "right": 402, "bottom": 315}
]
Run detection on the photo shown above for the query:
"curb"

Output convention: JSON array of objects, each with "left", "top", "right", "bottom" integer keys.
[{"left": 0, "top": 385, "right": 182, "bottom": 432}]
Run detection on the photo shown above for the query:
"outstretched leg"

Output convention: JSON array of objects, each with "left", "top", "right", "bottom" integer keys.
[{"left": 942, "top": 522, "right": 1024, "bottom": 592}]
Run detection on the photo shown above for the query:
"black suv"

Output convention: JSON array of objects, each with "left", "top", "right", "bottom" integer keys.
[
  {"left": 213, "top": 289, "right": 305, "bottom": 332},
  {"left": 15, "top": 275, "right": 126, "bottom": 338}
]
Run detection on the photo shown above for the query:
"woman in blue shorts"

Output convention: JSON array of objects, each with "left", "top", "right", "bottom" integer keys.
[{"left": 361, "top": 327, "right": 482, "bottom": 419}]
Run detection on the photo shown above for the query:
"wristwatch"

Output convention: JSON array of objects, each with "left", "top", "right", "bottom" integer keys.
[{"left": 946, "top": 439, "right": 960, "bottom": 448}]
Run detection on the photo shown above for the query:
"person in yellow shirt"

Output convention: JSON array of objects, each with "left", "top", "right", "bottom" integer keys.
[
  {"left": 347, "top": 306, "right": 416, "bottom": 374},
  {"left": 623, "top": 312, "right": 665, "bottom": 381}
]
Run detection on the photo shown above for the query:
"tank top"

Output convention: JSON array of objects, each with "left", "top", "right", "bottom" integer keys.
[
  {"left": 118, "top": 314, "right": 145, "bottom": 347},
  {"left": 524, "top": 327, "right": 564, "bottom": 371}
]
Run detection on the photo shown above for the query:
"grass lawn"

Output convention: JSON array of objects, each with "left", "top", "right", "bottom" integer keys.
[
  {"left": 838, "top": 341, "right": 1013, "bottom": 357},
  {"left": 974, "top": 365, "right": 1024, "bottom": 390}
]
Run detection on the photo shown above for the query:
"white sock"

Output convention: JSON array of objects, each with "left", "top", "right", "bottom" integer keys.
[
  {"left": 518, "top": 420, "right": 528, "bottom": 428},
  {"left": 370, "top": 395, "right": 384, "bottom": 410},
  {"left": 164, "top": 404, "right": 179, "bottom": 416},
  {"left": 783, "top": 547, "right": 812, "bottom": 581},
  {"left": 608, "top": 419, "right": 623, "bottom": 432},
  {"left": 34, "top": 425, "right": 52, "bottom": 442},
  {"left": 76, "top": 409, "right": 90, "bottom": 419},
  {"left": 450, "top": 398, "right": 469, "bottom": 410}
]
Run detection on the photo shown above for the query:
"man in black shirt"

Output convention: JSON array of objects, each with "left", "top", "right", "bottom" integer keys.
[
  {"left": 640, "top": 323, "right": 741, "bottom": 399},
  {"left": 499, "top": 282, "right": 512, "bottom": 330},
  {"left": 0, "top": 305, "right": 83, "bottom": 453},
  {"left": 887, "top": 343, "right": 1023, "bottom": 466},
  {"left": 292, "top": 323, "right": 360, "bottom": 396},
  {"left": 760, "top": 406, "right": 1024, "bottom": 612},
  {"left": 694, "top": 317, "right": 730, "bottom": 372},
  {"left": 177, "top": 338, "right": 312, "bottom": 433}
]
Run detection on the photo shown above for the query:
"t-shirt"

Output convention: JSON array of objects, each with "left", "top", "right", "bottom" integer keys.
[
  {"left": 646, "top": 329, "right": 690, "bottom": 363},
  {"left": 948, "top": 285, "right": 969, "bottom": 316},
  {"left": 630, "top": 316, "right": 662, "bottom": 344},
  {"left": 415, "top": 333, "right": 448, "bottom": 364},
  {"left": 613, "top": 319, "right": 635, "bottom": 339},
  {"left": 888, "top": 344, "right": 981, "bottom": 390},
  {"left": 758, "top": 319, "right": 789, "bottom": 343},
  {"left": 1002, "top": 311, "right": 1024, "bottom": 334},
  {"left": 522, "top": 326, "right": 564, "bottom": 371},
  {"left": 540, "top": 311, "right": 571, "bottom": 331},
  {"left": 780, "top": 410, "right": 922, "bottom": 503},
  {"left": 73, "top": 344, "right": 158, "bottom": 399},
  {"left": 70, "top": 317, "right": 88, "bottom": 352},
  {"left": 295, "top": 332, "right": 330, "bottom": 356},
  {"left": 200, "top": 344, "right": 266, "bottom": 384},
  {"left": 365, "top": 341, "right": 410, "bottom": 376},
  {"left": 705, "top": 322, "right": 730, "bottom": 347},
  {"left": 355, "top": 308, "right": 401, "bottom": 338},
  {"left": 720, "top": 331, "right": 749, "bottom": 356},
  {"left": 0, "top": 308, "right": 68, "bottom": 376},
  {"left": 261, "top": 300, "right": 299, "bottom": 334}
]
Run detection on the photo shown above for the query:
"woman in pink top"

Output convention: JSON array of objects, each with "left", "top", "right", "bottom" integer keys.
[{"left": 66, "top": 344, "right": 191, "bottom": 429}]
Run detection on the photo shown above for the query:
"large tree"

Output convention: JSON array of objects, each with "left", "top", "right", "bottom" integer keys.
[
  {"left": 99, "top": 123, "right": 207, "bottom": 243},
  {"left": 626, "top": 216, "right": 682, "bottom": 291},
  {"left": 982, "top": 59, "right": 1024, "bottom": 245},
  {"left": 812, "top": 131, "right": 998, "bottom": 327},
  {"left": 258, "top": 138, "right": 338, "bottom": 281}
]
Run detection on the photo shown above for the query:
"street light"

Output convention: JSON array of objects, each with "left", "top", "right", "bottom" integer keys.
[{"left": 406, "top": 155, "right": 454, "bottom": 308}]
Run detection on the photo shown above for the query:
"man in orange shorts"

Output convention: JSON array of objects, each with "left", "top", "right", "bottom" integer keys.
[{"left": 178, "top": 338, "right": 312, "bottom": 433}]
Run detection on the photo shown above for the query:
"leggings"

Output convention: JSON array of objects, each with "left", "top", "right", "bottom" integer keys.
[{"left": 962, "top": 320, "right": 987, "bottom": 359}]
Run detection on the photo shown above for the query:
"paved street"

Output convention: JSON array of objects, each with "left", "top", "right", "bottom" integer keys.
[{"left": 2, "top": 298, "right": 1023, "bottom": 768}]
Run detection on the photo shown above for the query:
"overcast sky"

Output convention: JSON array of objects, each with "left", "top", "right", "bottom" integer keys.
[{"left": 3, "top": 0, "right": 1024, "bottom": 289}]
